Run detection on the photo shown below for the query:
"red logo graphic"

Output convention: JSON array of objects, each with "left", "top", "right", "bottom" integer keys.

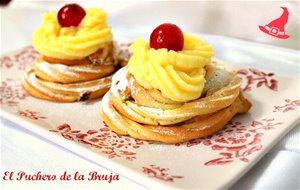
[{"left": 259, "top": 7, "right": 289, "bottom": 39}]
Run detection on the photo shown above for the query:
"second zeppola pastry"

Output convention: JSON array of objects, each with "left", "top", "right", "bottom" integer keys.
[
  {"left": 23, "top": 4, "right": 130, "bottom": 102},
  {"left": 101, "top": 23, "right": 252, "bottom": 144}
]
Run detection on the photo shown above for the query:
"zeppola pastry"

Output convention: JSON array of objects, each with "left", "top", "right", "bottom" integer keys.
[
  {"left": 101, "top": 23, "right": 252, "bottom": 144},
  {"left": 23, "top": 4, "right": 129, "bottom": 102}
]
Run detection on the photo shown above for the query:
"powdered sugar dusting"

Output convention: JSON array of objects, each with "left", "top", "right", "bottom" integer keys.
[
  {"left": 37, "top": 61, "right": 79, "bottom": 77},
  {"left": 26, "top": 69, "right": 111, "bottom": 94},
  {"left": 110, "top": 67, "right": 129, "bottom": 97}
]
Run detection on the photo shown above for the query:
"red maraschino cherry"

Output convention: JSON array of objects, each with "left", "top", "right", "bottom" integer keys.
[
  {"left": 58, "top": 4, "right": 86, "bottom": 27},
  {"left": 150, "top": 23, "right": 184, "bottom": 51}
]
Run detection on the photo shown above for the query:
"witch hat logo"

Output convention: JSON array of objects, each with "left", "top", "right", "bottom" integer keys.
[{"left": 259, "top": 7, "right": 289, "bottom": 39}]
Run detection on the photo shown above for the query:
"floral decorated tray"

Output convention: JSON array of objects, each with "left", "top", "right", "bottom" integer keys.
[{"left": 1, "top": 36, "right": 299, "bottom": 189}]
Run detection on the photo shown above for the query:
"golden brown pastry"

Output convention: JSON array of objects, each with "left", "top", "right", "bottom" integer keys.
[{"left": 23, "top": 67, "right": 111, "bottom": 102}]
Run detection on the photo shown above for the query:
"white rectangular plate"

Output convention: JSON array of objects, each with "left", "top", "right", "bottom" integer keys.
[{"left": 1, "top": 35, "right": 299, "bottom": 189}]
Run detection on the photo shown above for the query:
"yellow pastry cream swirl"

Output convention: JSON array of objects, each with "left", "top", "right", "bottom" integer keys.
[
  {"left": 33, "top": 8, "right": 112, "bottom": 60},
  {"left": 128, "top": 34, "right": 214, "bottom": 102}
]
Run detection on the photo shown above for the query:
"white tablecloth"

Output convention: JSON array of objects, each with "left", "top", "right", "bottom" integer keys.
[{"left": 1, "top": 1, "right": 299, "bottom": 189}]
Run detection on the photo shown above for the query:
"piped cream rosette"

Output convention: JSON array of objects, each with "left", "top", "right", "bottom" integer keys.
[
  {"left": 128, "top": 35, "right": 214, "bottom": 102},
  {"left": 101, "top": 34, "right": 252, "bottom": 144},
  {"left": 33, "top": 8, "right": 113, "bottom": 61}
]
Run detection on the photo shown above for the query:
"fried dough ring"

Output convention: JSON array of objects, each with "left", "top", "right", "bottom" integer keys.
[
  {"left": 34, "top": 61, "right": 115, "bottom": 84},
  {"left": 42, "top": 56, "right": 90, "bottom": 65},
  {"left": 101, "top": 67, "right": 252, "bottom": 144},
  {"left": 23, "top": 67, "right": 111, "bottom": 102},
  {"left": 23, "top": 39, "right": 131, "bottom": 102},
  {"left": 41, "top": 42, "right": 114, "bottom": 66}
]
